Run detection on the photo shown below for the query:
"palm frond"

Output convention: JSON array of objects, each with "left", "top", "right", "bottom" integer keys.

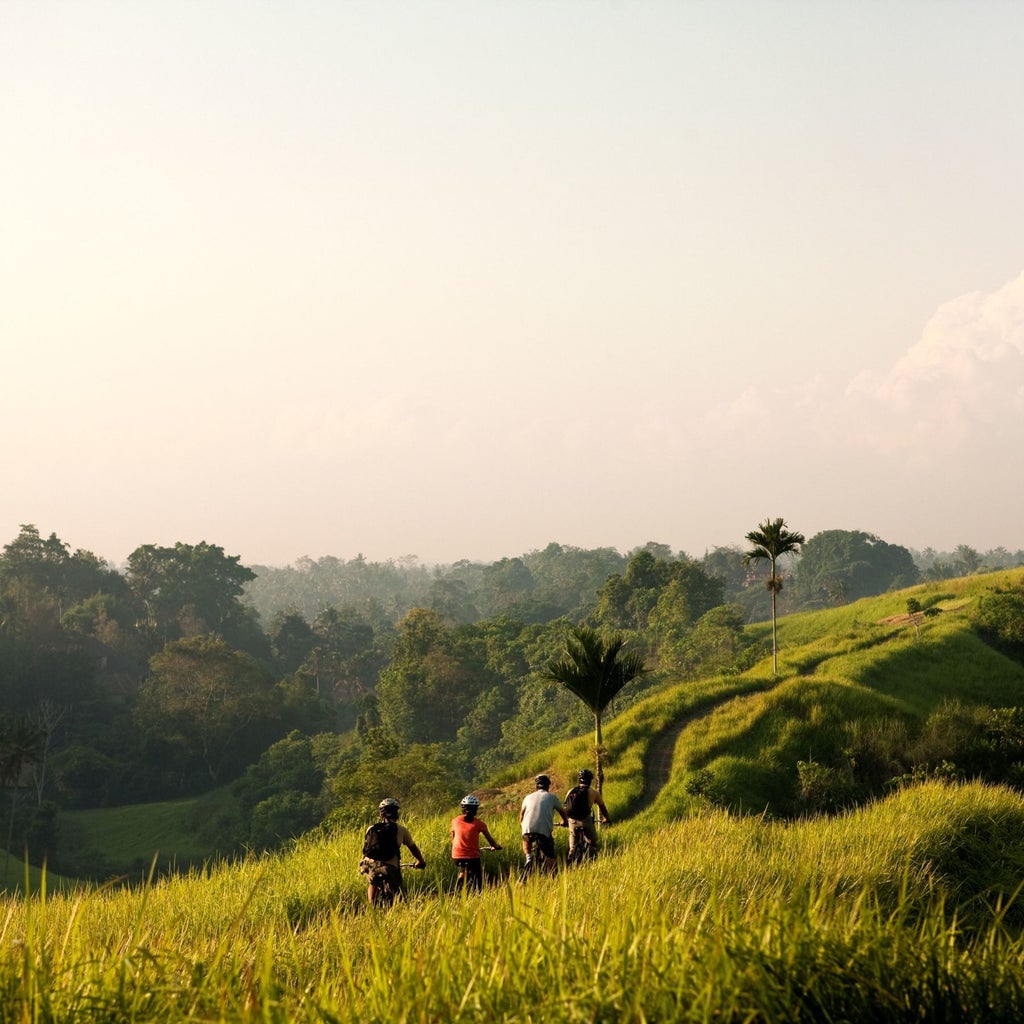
[{"left": 543, "top": 626, "right": 647, "bottom": 715}]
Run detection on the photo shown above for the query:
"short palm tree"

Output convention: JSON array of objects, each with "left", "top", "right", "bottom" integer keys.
[
  {"left": 543, "top": 626, "right": 647, "bottom": 791},
  {"left": 743, "top": 517, "right": 805, "bottom": 675}
]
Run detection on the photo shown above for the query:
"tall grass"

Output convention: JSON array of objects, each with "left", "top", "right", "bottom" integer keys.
[
  {"left": 7, "top": 570, "right": 1024, "bottom": 1020},
  {"left": 5, "top": 782, "right": 1024, "bottom": 1022}
]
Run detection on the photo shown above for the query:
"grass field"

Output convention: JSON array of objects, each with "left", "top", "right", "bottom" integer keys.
[
  {"left": 4, "top": 782, "right": 1024, "bottom": 1022},
  {"left": 6, "top": 569, "right": 1024, "bottom": 1020}
]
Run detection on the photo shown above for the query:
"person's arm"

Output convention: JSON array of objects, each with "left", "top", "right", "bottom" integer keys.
[
  {"left": 405, "top": 836, "right": 426, "bottom": 869},
  {"left": 482, "top": 826, "right": 502, "bottom": 850},
  {"left": 554, "top": 798, "right": 569, "bottom": 827},
  {"left": 519, "top": 803, "right": 526, "bottom": 824},
  {"left": 593, "top": 791, "right": 610, "bottom": 824}
]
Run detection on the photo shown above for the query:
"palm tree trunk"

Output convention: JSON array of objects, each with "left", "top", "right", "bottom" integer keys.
[
  {"left": 770, "top": 561, "right": 778, "bottom": 675},
  {"left": 771, "top": 584, "right": 778, "bottom": 674},
  {"left": 595, "top": 712, "right": 604, "bottom": 791}
]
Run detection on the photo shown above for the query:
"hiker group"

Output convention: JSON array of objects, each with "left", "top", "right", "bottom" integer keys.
[{"left": 359, "top": 768, "right": 610, "bottom": 905}]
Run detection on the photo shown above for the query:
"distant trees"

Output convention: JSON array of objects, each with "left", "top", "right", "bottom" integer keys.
[
  {"left": 1, "top": 525, "right": 126, "bottom": 624},
  {"left": 375, "top": 609, "right": 503, "bottom": 746},
  {"left": 293, "top": 605, "right": 386, "bottom": 719},
  {"left": 134, "top": 635, "right": 286, "bottom": 792},
  {"left": 10, "top": 516, "right": 1024, "bottom": 870},
  {"left": 125, "top": 542, "right": 266, "bottom": 655},
  {"left": 1, "top": 713, "right": 45, "bottom": 864},
  {"left": 232, "top": 731, "right": 330, "bottom": 848},
  {"left": 594, "top": 550, "right": 724, "bottom": 660},
  {"left": 663, "top": 604, "right": 749, "bottom": 677},
  {"left": 744, "top": 518, "right": 805, "bottom": 675},
  {"left": 794, "top": 530, "right": 919, "bottom": 607},
  {"left": 913, "top": 545, "right": 1022, "bottom": 581}
]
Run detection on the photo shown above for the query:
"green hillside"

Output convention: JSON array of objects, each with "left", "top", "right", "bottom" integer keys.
[
  {"left": 51, "top": 569, "right": 1024, "bottom": 874},
  {"left": 8, "top": 570, "right": 1024, "bottom": 1020},
  {"left": 56, "top": 791, "right": 234, "bottom": 881},
  {"left": 481, "top": 569, "right": 1024, "bottom": 827},
  {"left": 0, "top": 849, "right": 74, "bottom": 896}
]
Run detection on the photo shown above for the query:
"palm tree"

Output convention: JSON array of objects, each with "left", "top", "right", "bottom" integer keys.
[
  {"left": 743, "top": 517, "right": 805, "bottom": 675},
  {"left": 543, "top": 626, "right": 647, "bottom": 791}
]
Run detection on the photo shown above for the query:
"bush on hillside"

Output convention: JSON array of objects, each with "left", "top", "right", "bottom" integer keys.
[{"left": 974, "top": 585, "right": 1024, "bottom": 661}]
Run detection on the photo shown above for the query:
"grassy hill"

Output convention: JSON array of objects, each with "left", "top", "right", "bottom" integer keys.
[
  {"left": 0, "top": 849, "right": 74, "bottom": 896},
  {"left": 55, "top": 790, "right": 236, "bottom": 881},
  {"left": 8, "top": 570, "right": 1024, "bottom": 1020}
]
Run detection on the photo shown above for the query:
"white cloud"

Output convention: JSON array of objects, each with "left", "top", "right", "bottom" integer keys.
[
  {"left": 853, "top": 270, "right": 1024, "bottom": 443},
  {"left": 719, "top": 270, "right": 1024, "bottom": 459}
]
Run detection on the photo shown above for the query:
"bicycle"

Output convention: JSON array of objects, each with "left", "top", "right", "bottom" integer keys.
[
  {"left": 557, "top": 821, "right": 602, "bottom": 866},
  {"left": 520, "top": 832, "right": 556, "bottom": 878},
  {"left": 453, "top": 846, "right": 500, "bottom": 893},
  {"left": 365, "top": 860, "right": 424, "bottom": 907}
]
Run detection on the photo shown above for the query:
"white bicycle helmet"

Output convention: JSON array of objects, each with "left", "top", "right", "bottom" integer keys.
[{"left": 460, "top": 794, "right": 480, "bottom": 808}]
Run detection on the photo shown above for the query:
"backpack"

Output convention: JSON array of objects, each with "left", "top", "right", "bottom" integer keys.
[
  {"left": 363, "top": 821, "right": 399, "bottom": 861},
  {"left": 564, "top": 785, "right": 591, "bottom": 820}
]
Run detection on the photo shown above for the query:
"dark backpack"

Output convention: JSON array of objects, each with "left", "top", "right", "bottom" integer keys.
[
  {"left": 564, "top": 785, "right": 591, "bottom": 820},
  {"left": 363, "top": 821, "right": 399, "bottom": 861}
]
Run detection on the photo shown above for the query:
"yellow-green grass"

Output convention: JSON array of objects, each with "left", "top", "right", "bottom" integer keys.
[{"left": 4, "top": 781, "right": 1024, "bottom": 1022}]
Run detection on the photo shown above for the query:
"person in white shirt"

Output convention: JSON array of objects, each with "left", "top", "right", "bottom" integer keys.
[{"left": 519, "top": 774, "right": 569, "bottom": 873}]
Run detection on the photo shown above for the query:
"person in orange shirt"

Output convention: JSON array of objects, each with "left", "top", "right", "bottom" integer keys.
[{"left": 449, "top": 794, "right": 501, "bottom": 891}]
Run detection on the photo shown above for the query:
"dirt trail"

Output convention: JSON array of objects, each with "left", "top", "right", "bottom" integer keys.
[
  {"left": 617, "top": 707, "right": 708, "bottom": 822},
  {"left": 620, "top": 684, "right": 774, "bottom": 822}
]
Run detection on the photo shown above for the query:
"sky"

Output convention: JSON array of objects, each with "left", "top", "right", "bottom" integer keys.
[{"left": 3, "top": 1, "right": 1024, "bottom": 569}]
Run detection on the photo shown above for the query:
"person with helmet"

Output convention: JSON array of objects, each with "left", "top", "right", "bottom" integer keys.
[
  {"left": 449, "top": 794, "right": 502, "bottom": 892},
  {"left": 519, "top": 774, "right": 569, "bottom": 874},
  {"left": 361, "top": 797, "right": 426, "bottom": 906},
  {"left": 563, "top": 768, "right": 610, "bottom": 863}
]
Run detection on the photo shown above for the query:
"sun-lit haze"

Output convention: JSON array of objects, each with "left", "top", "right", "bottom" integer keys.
[{"left": 4, "top": 2, "right": 1024, "bottom": 568}]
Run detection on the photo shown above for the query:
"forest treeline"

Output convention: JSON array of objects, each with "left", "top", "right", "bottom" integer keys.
[{"left": 0, "top": 523, "right": 1020, "bottom": 879}]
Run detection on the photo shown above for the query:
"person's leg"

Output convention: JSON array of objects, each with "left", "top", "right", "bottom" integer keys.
[
  {"left": 537, "top": 833, "right": 557, "bottom": 873},
  {"left": 521, "top": 834, "right": 533, "bottom": 870},
  {"left": 455, "top": 858, "right": 480, "bottom": 891},
  {"left": 567, "top": 821, "right": 580, "bottom": 862},
  {"left": 369, "top": 876, "right": 391, "bottom": 906}
]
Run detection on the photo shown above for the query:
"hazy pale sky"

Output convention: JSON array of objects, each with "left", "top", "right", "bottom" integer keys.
[{"left": 4, "top": 2, "right": 1024, "bottom": 568}]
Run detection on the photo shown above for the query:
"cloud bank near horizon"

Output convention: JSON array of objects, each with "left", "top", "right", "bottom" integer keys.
[{"left": 721, "top": 270, "right": 1024, "bottom": 459}]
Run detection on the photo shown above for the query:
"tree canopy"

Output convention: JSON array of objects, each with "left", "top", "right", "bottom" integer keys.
[
  {"left": 544, "top": 626, "right": 647, "bottom": 789},
  {"left": 794, "top": 530, "right": 919, "bottom": 606}
]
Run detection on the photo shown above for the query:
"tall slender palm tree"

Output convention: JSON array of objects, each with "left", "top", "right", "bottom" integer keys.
[
  {"left": 543, "top": 626, "right": 647, "bottom": 791},
  {"left": 743, "top": 517, "right": 805, "bottom": 675}
]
